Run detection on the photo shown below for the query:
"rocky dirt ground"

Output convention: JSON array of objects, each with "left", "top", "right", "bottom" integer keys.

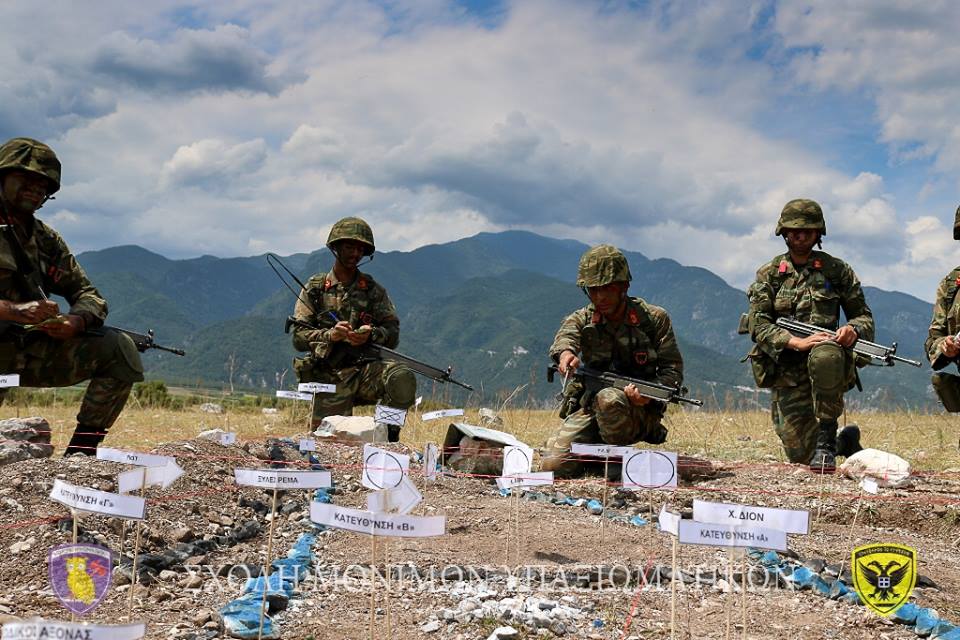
[{"left": 1, "top": 424, "right": 959, "bottom": 640}]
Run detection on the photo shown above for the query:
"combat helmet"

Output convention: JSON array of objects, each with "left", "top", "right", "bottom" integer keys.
[
  {"left": 326, "top": 217, "right": 375, "bottom": 256},
  {"left": 775, "top": 199, "right": 826, "bottom": 236},
  {"left": 953, "top": 205, "right": 960, "bottom": 240},
  {"left": 576, "top": 244, "right": 632, "bottom": 287},
  {"left": 0, "top": 138, "right": 61, "bottom": 195}
]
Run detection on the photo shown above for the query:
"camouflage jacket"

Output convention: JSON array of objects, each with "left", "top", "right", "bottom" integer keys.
[
  {"left": 0, "top": 211, "right": 107, "bottom": 330},
  {"left": 924, "top": 266, "right": 960, "bottom": 370},
  {"left": 746, "top": 251, "right": 874, "bottom": 367},
  {"left": 292, "top": 268, "right": 400, "bottom": 364},
  {"left": 549, "top": 297, "right": 683, "bottom": 388}
]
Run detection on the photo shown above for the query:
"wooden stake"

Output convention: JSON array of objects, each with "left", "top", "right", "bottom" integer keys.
[
  {"left": 369, "top": 534, "right": 377, "bottom": 640},
  {"left": 837, "top": 487, "right": 865, "bottom": 580},
  {"left": 71, "top": 510, "right": 79, "bottom": 624},
  {"left": 600, "top": 456, "right": 609, "bottom": 552},
  {"left": 725, "top": 550, "right": 732, "bottom": 640},
  {"left": 257, "top": 487, "right": 279, "bottom": 640},
  {"left": 670, "top": 536, "right": 677, "bottom": 640},
  {"left": 741, "top": 548, "right": 747, "bottom": 640},
  {"left": 127, "top": 476, "right": 148, "bottom": 621}
]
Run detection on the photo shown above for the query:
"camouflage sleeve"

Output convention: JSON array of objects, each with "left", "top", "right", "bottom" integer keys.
[
  {"left": 368, "top": 284, "right": 400, "bottom": 348},
  {"left": 650, "top": 306, "right": 683, "bottom": 388},
  {"left": 46, "top": 235, "right": 107, "bottom": 329},
  {"left": 747, "top": 270, "right": 792, "bottom": 358},
  {"left": 291, "top": 280, "right": 330, "bottom": 356},
  {"left": 549, "top": 308, "right": 588, "bottom": 362},
  {"left": 926, "top": 273, "right": 955, "bottom": 369},
  {"left": 835, "top": 261, "right": 874, "bottom": 341}
]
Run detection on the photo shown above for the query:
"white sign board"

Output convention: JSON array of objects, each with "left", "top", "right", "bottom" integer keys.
[
  {"left": 496, "top": 471, "right": 554, "bottom": 490},
  {"left": 0, "top": 374, "right": 20, "bottom": 388},
  {"left": 622, "top": 449, "right": 678, "bottom": 490},
  {"left": 424, "top": 443, "right": 439, "bottom": 481},
  {"left": 677, "top": 520, "right": 787, "bottom": 551},
  {"left": 310, "top": 502, "right": 446, "bottom": 538},
  {"left": 367, "top": 475, "right": 423, "bottom": 515},
  {"left": 97, "top": 447, "right": 174, "bottom": 468},
  {"left": 658, "top": 504, "right": 681, "bottom": 536},
  {"left": 118, "top": 460, "right": 184, "bottom": 494},
  {"left": 860, "top": 477, "right": 879, "bottom": 495},
  {"left": 362, "top": 445, "right": 410, "bottom": 490},
  {"left": 234, "top": 469, "right": 332, "bottom": 490},
  {"left": 692, "top": 499, "right": 809, "bottom": 535},
  {"left": 374, "top": 405, "right": 407, "bottom": 426},
  {"left": 276, "top": 390, "right": 312, "bottom": 401},
  {"left": 298, "top": 382, "right": 336, "bottom": 394},
  {"left": 218, "top": 432, "right": 237, "bottom": 446},
  {"left": 49, "top": 479, "right": 146, "bottom": 520},
  {"left": 570, "top": 443, "right": 634, "bottom": 458},
  {"left": 501, "top": 445, "right": 533, "bottom": 476},
  {"left": 299, "top": 438, "right": 316, "bottom": 452},
  {"left": 422, "top": 409, "right": 464, "bottom": 421},
  {"left": 2, "top": 621, "right": 146, "bottom": 640}
]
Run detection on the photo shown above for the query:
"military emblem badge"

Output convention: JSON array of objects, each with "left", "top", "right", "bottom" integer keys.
[
  {"left": 852, "top": 543, "right": 917, "bottom": 616},
  {"left": 48, "top": 543, "right": 113, "bottom": 616}
]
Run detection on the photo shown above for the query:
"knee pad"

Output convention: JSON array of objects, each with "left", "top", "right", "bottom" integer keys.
[
  {"left": 932, "top": 372, "right": 960, "bottom": 412},
  {"left": 594, "top": 387, "right": 628, "bottom": 413},
  {"left": 808, "top": 341, "right": 847, "bottom": 396},
  {"left": 383, "top": 365, "right": 416, "bottom": 408},
  {"left": 103, "top": 330, "right": 145, "bottom": 383}
]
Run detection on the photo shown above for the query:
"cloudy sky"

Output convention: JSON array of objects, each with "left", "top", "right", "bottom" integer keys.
[{"left": 3, "top": 0, "right": 958, "bottom": 300}]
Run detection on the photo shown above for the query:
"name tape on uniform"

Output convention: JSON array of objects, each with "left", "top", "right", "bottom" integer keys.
[
  {"left": 570, "top": 443, "right": 634, "bottom": 458},
  {"left": 692, "top": 499, "right": 809, "bottom": 535},
  {"left": 501, "top": 445, "right": 534, "bottom": 477},
  {"left": 860, "top": 477, "right": 880, "bottom": 495},
  {"left": 622, "top": 449, "right": 678, "bottom": 491},
  {"left": 297, "top": 382, "right": 336, "bottom": 394},
  {"left": 276, "top": 390, "right": 313, "bottom": 402},
  {"left": 49, "top": 479, "right": 145, "bottom": 520},
  {"left": 310, "top": 502, "right": 446, "bottom": 538},
  {"left": 374, "top": 404, "right": 407, "bottom": 426},
  {"left": 367, "top": 475, "right": 423, "bottom": 515},
  {"left": 0, "top": 374, "right": 20, "bottom": 388},
  {"left": 97, "top": 447, "right": 175, "bottom": 468},
  {"left": 2, "top": 620, "right": 146, "bottom": 640},
  {"left": 496, "top": 472, "right": 554, "bottom": 490},
  {"left": 299, "top": 438, "right": 317, "bottom": 452},
  {"left": 421, "top": 409, "right": 464, "bottom": 421},
  {"left": 424, "top": 443, "right": 439, "bottom": 481},
  {"left": 657, "top": 503, "right": 681, "bottom": 536},
  {"left": 678, "top": 520, "right": 787, "bottom": 551},
  {"left": 234, "top": 469, "right": 332, "bottom": 490}
]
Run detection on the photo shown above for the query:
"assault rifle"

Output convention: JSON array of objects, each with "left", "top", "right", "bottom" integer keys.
[
  {"left": 775, "top": 317, "right": 921, "bottom": 368},
  {"left": 285, "top": 316, "right": 473, "bottom": 390},
  {"left": 547, "top": 364, "right": 703, "bottom": 407},
  {"left": 90, "top": 326, "right": 185, "bottom": 356}
]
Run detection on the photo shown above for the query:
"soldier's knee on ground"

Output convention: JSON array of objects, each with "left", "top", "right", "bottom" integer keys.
[
  {"left": 382, "top": 365, "right": 416, "bottom": 409},
  {"left": 932, "top": 372, "right": 960, "bottom": 412}
]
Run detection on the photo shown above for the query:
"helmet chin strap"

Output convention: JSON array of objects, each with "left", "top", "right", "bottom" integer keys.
[{"left": 329, "top": 245, "right": 374, "bottom": 269}]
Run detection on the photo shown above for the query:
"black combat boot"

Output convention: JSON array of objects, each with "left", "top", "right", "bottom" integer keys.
[
  {"left": 836, "top": 424, "right": 863, "bottom": 458},
  {"left": 809, "top": 419, "right": 838, "bottom": 474},
  {"left": 387, "top": 424, "right": 401, "bottom": 443},
  {"left": 63, "top": 426, "right": 105, "bottom": 457}
]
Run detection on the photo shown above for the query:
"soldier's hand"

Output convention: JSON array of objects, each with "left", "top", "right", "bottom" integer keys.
[
  {"left": 943, "top": 335, "right": 960, "bottom": 359},
  {"left": 624, "top": 384, "right": 651, "bottom": 406},
  {"left": 328, "top": 321, "right": 352, "bottom": 342},
  {"left": 788, "top": 332, "right": 833, "bottom": 352},
  {"left": 835, "top": 325, "right": 858, "bottom": 347},
  {"left": 558, "top": 350, "right": 580, "bottom": 376},
  {"left": 7, "top": 299, "right": 60, "bottom": 323},
  {"left": 37, "top": 314, "right": 83, "bottom": 340},
  {"left": 346, "top": 325, "right": 372, "bottom": 346}
]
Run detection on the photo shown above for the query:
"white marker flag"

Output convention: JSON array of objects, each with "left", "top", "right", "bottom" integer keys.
[
  {"left": 298, "top": 382, "right": 336, "bottom": 394},
  {"left": 276, "top": 390, "right": 312, "bottom": 401},
  {"left": 367, "top": 475, "right": 423, "bottom": 515},
  {"left": 678, "top": 520, "right": 787, "bottom": 551},
  {"left": 49, "top": 479, "right": 145, "bottom": 520},
  {"left": 692, "top": 499, "right": 809, "bottom": 535},
  {"left": 622, "top": 449, "right": 678, "bottom": 490},
  {"left": 657, "top": 503, "right": 681, "bottom": 536},
  {"left": 415, "top": 396, "right": 423, "bottom": 408},
  {"left": 234, "top": 469, "right": 332, "bottom": 490},
  {"left": 362, "top": 444, "right": 410, "bottom": 490},
  {"left": 2, "top": 620, "right": 146, "bottom": 640},
  {"left": 218, "top": 432, "right": 237, "bottom": 446},
  {"left": 299, "top": 438, "right": 317, "bottom": 453},
  {"left": 0, "top": 374, "right": 20, "bottom": 388},
  {"left": 501, "top": 445, "right": 533, "bottom": 476},
  {"left": 374, "top": 404, "right": 407, "bottom": 426},
  {"left": 424, "top": 443, "right": 439, "bottom": 481},
  {"left": 422, "top": 409, "right": 464, "bottom": 421},
  {"left": 860, "top": 477, "right": 880, "bottom": 495},
  {"left": 310, "top": 502, "right": 446, "bottom": 538},
  {"left": 496, "top": 471, "right": 554, "bottom": 490},
  {"left": 571, "top": 443, "right": 634, "bottom": 458},
  {"left": 118, "top": 460, "right": 184, "bottom": 494},
  {"left": 97, "top": 447, "right": 174, "bottom": 468}
]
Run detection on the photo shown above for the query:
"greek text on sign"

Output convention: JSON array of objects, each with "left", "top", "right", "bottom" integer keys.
[
  {"left": 367, "top": 475, "right": 422, "bottom": 515},
  {"left": 118, "top": 460, "right": 184, "bottom": 493},
  {"left": 2, "top": 620, "right": 146, "bottom": 640},
  {"left": 234, "top": 469, "right": 332, "bottom": 490},
  {"left": 496, "top": 471, "right": 554, "bottom": 490},
  {"left": 49, "top": 479, "right": 145, "bottom": 520},
  {"left": 422, "top": 409, "right": 464, "bottom": 421},
  {"left": 310, "top": 502, "right": 446, "bottom": 538},
  {"left": 692, "top": 499, "right": 809, "bottom": 535},
  {"left": 298, "top": 382, "right": 336, "bottom": 394},
  {"left": 501, "top": 445, "right": 533, "bottom": 477},
  {"left": 97, "top": 447, "right": 174, "bottom": 468},
  {"left": 0, "top": 374, "right": 20, "bottom": 388},
  {"left": 657, "top": 503, "right": 681, "bottom": 536},
  {"left": 424, "top": 443, "right": 439, "bottom": 481},
  {"left": 299, "top": 438, "right": 316, "bottom": 452},
  {"left": 571, "top": 443, "right": 634, "bottom": 458},
  {"left": 622, "top": 449, "right": 678, "bottom": 490},
  {"left": 362, "top": 444, "right": 409, "bottom": 490},
  {"left": 374, "top": 405, "right": 407, "bottom": 426},
  {"left": 276, "top": 390, "right": 312, "bottom": 401},
  {"left": 677, "top": 520, "right": 787, "bottom": 551}
]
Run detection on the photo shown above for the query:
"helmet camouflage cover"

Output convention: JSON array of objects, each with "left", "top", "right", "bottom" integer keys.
[
  {"left": 775, "top": 198, "right": 826, "bottom": 236},
  {"left": 954, "top": 205, "right": 960, "bottom": 241},
  {"left": 576, "top": 244, "right": 632, "bottom": 287},
  {"left": 0, "top": 137, "right": 61, "bottom": 195},
  {"left": 326, "top": 216, "right": 375, "bottom": 255}
]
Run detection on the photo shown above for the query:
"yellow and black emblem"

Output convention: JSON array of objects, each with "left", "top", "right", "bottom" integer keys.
[{"left": 852, "top": 543, "right": 917, "bottom": 616}]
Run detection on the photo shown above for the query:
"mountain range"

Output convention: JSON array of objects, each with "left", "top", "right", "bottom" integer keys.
[{"left": 74, "top": 230, "right": 939, "bottom": 410}]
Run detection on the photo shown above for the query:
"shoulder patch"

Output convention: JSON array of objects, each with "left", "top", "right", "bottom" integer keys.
[
  {"left": 358, "top": 277, "right": 368, "bottom": 290},
  {"left": 627, "top": 308, "right": 640, "bottom": 326}
]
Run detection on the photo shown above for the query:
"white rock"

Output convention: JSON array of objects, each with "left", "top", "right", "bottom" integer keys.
[
  {"left": 840, "top": 449, "right": 911, "bottom": 487},
  {"left": 487, "top": 626, "right": 519, "bottom": 640},
  {"left": 459, "top": 599, "right": 480, "bottom": 612},
  {"left": 421, "top": 621, "right": 442, "bottom": 633}
]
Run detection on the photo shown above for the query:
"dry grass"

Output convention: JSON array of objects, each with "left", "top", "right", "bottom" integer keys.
[{"left": 11, "top": 397, "right": 960, "bottom": 473}]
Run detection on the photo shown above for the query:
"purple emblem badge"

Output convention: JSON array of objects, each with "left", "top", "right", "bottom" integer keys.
[{"left": 48, "top": 543, "right": 113, "bottom": 615}]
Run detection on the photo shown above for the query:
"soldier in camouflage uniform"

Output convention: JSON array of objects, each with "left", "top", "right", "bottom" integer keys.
[
  {"left": 924, "top": 205, "right": 960, "bottom": 412},
  {"left": 745, "top": 199, "right": 870, "bottom": 472},
  {"left": 291, "top": 217, "right": 416, "bottom": 441},
  {"left": 540, "top": 245, "right": 684, "bottom": 478},
  {"left": 0, "top": 138, "right": 144, "bottom": 455}
]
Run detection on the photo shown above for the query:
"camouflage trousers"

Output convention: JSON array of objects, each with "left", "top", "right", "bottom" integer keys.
[
  {"left": 307, "top": 361, "right": 417, "bottom": 428},
  {"left": 0, "top": 329, "right": 144, "bottom": 445},
  {"left": 771, "top": 375, "right": 845, "bottom": 464},
  {"left": 541, "top": 387, "right": 667, "bottom": 478}
]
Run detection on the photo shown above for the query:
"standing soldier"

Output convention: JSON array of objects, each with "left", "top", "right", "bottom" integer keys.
[
  {"left": 290, "top": 217, "right": 416, "bottom": 441},
  {"left": 540, "top": 245, "right": 684, "bottom": 478},
  {"left": 0, "top": 137, "right": 144, "bottom": 455},
  {"left": 925, "top": 206, "right": 960, "bottom": 411},
  {"left": 744, "top": 199, "right": 868, "bottom": 473}
]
